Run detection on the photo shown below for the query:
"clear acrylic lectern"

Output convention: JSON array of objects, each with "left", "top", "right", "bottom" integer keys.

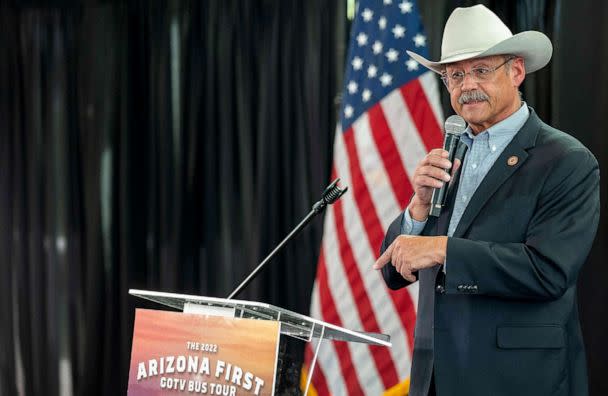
[{"left": 129, "top": 289, "right": 391, "bottom": 395}]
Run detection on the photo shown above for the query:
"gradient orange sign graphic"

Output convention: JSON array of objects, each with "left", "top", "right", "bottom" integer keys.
[{"left": 128, "top": 309, "right": 280, "bottom": 396}]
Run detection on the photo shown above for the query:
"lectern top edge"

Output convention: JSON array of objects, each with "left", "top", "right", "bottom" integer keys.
[{"left": 129, "top": 289, "right": 391, "bottom": 348}]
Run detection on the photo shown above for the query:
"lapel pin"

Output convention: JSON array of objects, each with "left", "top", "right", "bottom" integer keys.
[{"left": 507, "top": 156, "right": 519, "bottom": 166}]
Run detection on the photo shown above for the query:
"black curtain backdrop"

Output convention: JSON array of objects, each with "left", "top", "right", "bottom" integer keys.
[
  {"left": 1, "top": 1, "right": 606, "bottom": 396},
  {"left": 1, "top": 1, "right": 345, "bottom": 395}
]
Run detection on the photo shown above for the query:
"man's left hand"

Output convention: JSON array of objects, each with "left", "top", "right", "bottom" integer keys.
[{"left": 373, "top": 235, "right": 448, "bottom": 282}]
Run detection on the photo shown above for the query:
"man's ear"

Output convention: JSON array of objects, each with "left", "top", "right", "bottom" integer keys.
[{"left": 511, "top": 57, "right": 526, "bottom": 88}]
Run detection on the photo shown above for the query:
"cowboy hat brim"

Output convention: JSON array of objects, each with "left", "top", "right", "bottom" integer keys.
[{"left": 406, "top": 30, "right": 553, "bottom": 75}]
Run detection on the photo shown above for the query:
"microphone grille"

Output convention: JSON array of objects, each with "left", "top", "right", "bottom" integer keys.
[{"left": 444, "top": 115, "right": 467, "bottom": 135}]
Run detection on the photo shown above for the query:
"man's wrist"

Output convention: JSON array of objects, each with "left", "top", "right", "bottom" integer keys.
[
  {"left": 434, "top": 236, "right": 448, "bottom": 264},
  {"left": 408, "top": 195, "right": 430, "bottom": 222}
]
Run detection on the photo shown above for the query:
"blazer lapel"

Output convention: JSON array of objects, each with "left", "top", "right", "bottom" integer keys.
[{"left": 453, "top": 108, "right": 542, "bottom": 238}]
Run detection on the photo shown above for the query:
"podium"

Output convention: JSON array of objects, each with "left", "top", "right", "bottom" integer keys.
[{"left": 129, "top": 289, "right": 392, "bottom": 395}]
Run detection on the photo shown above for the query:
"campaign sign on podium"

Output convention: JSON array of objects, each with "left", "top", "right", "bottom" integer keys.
[{"left": 128, "top": 309, "right": 280, "bottom": 396}]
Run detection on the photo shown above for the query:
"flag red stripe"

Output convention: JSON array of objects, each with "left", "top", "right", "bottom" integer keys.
[
  {"left": 400, "top": 79, "right": 444, "bottom": 151},
  {"left": 342, "top": 128, "right": 386, "bottom": 254},
  {"left": 317, "top": 249, "right": 365, "bottom": 395},
  {"left": 333, "top": 197, "right": 399, "bottom": 387},
  {"left": 367, "top": 103, "right": 414, "bottom": 209}
]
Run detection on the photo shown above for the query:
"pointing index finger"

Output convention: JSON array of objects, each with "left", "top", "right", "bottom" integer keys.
[{"left": 373, "top": 243, "right": 393, "bottom": 270}]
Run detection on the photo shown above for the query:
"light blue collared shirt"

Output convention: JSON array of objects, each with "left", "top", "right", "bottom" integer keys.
[{"left": 401, "top": 103, "right": 529, "bottom": 241}]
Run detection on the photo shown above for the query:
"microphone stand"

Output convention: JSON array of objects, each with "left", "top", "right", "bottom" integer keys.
[{"left": 226, "top": 179, "right": 347, "bottom": 300}]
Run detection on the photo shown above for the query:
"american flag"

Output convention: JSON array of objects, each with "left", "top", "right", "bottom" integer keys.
[{"left": 304, "top": 0, "right": 443, "bottom": 394}]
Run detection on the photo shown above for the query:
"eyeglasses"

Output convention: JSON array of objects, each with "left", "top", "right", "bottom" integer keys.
[{"left": 441, "top": 57, "right": 515, "bottom": 90}]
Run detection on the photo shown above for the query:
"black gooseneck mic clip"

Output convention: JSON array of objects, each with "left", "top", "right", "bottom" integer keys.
[
  {"left": 312, "top": 178, "right": 348, "bottom": 213},
  {"left": 227, "top": 179, "right": 348, "bottom": 300}
]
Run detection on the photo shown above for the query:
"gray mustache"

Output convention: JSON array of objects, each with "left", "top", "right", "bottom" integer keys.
[{"left": 458, "top": 90, "right": 489, "bottom": 104}]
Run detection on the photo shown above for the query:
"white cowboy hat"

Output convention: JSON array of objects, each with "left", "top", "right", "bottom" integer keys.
[{"left": 406, "top": 4, "right": 553, "bottom": 74}]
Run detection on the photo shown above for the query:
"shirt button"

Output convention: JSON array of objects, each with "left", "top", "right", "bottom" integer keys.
[
  {"left": 462, "top": 195, "right": 468, "bottom": 202},
  {"left": 491, "top": 145, "right": 497, "bottom": 152},
  {"left": 471, "top": 163, "right": 477, "bottom": 169}
]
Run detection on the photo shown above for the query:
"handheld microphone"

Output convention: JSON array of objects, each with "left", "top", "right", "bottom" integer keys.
[{"left": 429, "top": 115, "right": 467, "bottom": 217}]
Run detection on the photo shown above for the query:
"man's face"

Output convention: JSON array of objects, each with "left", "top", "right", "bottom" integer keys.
[{"left": 444, "top": 55, "right": 525, "bottom": 134}]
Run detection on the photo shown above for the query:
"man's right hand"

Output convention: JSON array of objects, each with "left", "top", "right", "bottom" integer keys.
[{"left": 408, "top": 148, "right": 459, "bottom": 221}]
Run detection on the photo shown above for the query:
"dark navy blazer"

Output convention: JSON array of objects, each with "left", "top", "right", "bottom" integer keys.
[{"left": 381, "top": 109, "right": 599, "bottom": 396}]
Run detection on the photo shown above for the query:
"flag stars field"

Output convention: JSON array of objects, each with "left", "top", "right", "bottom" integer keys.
[
  {"left": 373, "top": 41, "right": 384, "bottom": 54},
  {"left": 406, "top": 58, "right": 419, "bottom": 71},
  {"left": 380, "top": 73, "right": 393, "bottom": 86},
  {"left": 385, "top": 48, "right": 399, "bottom": 62},
  {"left": 367, "top": 65, "right": 378, "bottom": 78},
  {"left": 347, "top": 81, "right": 358, "bottom": 94},
  {"left": 357, "top": 32, "right": 368, "bottom": 46},
  {"left": 392, "top": 24, "right": 406, "bottom": 38},
  {"left": 344, "top": 105, "right": 354, "bottom": 119},
  {"left": 399, "top": 1, "right": 413, "bottom": 14},
  {"left": 337, "top": 0, "right": 430, "bottom": 132},
  {"left": 362, "top": 89, "right": 372, "bottom": 102},
  {"left": 378, "top": 16, "right": 388, "bottom": 30},
  {"left": 413, "top": 33, "right": 426, "bottom": 47}
]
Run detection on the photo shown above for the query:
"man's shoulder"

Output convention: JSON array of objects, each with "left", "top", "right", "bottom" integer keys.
[{"left": 529, "top": 113, "right": 596, "bottom": 164}]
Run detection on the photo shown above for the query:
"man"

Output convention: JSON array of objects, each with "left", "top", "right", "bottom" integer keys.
[{"left": 373, "top": 5, "right": 599, "bottom": 396}]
